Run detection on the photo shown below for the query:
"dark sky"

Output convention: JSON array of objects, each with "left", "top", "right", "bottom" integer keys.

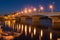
[{"left": 0, "top": 0, "right": 60, "bottom": 15}]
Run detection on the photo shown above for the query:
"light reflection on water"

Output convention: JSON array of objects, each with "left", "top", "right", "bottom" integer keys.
[
  {"left": 0, "top": 21, "right": 60, "bottom": 40},
  {"left": 25, "top": 25, "right": 27, "bottom": 36},
  {"left": 41, "top": 29, "right": 43, "bottom": 37},
  {"left": 29, "top": 26, "right": 31, "bottom": 34},
  {"left": 50, "top": 32, "right": 52, "bottom": 40},
  {"left": 33, "top": 27, "right": 36, "bottom": 35},
  {"left": 21, "top": 24, "right": 24, "bottom": 32}
]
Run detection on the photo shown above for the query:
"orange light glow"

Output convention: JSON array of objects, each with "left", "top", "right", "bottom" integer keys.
[
  {"left": 12, "top": 15, "right": 14, "bottom": 17},
  {"left": 16, "top": 13, "right": 19, "bottom": 15},
  {"left": 4, "top": 16, "right": 8, "bottom": 19},
  {"left": 5, "top": 21, "right": 10, "bottom": 27},
  {"left": 33, "top": 8, "right": 37, "bottom": 11},
  {"left": 41, "top": 29, "right": 43, "bottom": 37},
  {"left": 21, "top": 24, "right": 24, "bottom": 32},
  {"left": 24, "top": 9, "right": 28, "bottom": 13},
  {"left": 49, "top": 5, "right": 53, "bottom": 9},
  {"left": 16, "top": 12, "right": 20, "bottom": 15},
  {"left": 8, "top": 15, "right": 10, "bottom": 17},
  {"left": 40, "top": 6, "right": 44, "bottom": 10},
  {"left": 28, "top": 9, "right": 32, "bottom": 13},
  {"left": 25, "top": 25, "right": 27, "bottom": 36},
  {"left": 34, "top": 27, "right": 36, "bottom": 35},
  {"left": 50, "top": 32, "right": 52, "bottom": 40},
  {"left": 29, "top": 26, "right": 31, "bottom": 34},
  {"left": 3, "top": 36, "right": 14, "bottom": 40},
  {"left": 21, "top": 11, "right": 23, "bottom": 13}
]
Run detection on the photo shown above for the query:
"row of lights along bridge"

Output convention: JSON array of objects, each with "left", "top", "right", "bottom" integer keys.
[{"left": 18, "top": 4, "right": 53, "bottom": 14}]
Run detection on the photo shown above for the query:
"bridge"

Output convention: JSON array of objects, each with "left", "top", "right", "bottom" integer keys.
[{"left": 0, "top": 12, "right": 60, "bottom": 29}]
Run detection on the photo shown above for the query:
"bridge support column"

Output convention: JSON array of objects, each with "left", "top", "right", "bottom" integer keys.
[
  {"left": 10, "top": 20, "right": 16, "bottom": 29},
  {"left": 51, "top": 16, "right": 60, "bottom": 29},
  {"left": 48, "top": 16, "right": 54, "bottom": 27},
  {"left": 21, "top": 16, "right": 27, "bottom": 24},
  {"left": 32, "top": 16, "right": 40, "bottom": 27}
]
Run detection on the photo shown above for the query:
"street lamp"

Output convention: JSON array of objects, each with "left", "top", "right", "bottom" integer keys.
[
  {"left": 49, "top": 5, "right": 53, "bottom": 13},
  {"left": 21, "top": 11, "right": 23, "bottom": 14},
  {"left": 33, "top": 8, "right": 37, "bottom": 12},
  {"left": 40, "top": 6, "right": 44, "bottom": 13},
  {"left": 24, "top": 9, "right": 28, "bottom": 13},
  {"left": 28, "top": 9, "right": 32, "bottom": 13},
  {"left": 40, "top": 6, "right": 44, "bottom": 11}
]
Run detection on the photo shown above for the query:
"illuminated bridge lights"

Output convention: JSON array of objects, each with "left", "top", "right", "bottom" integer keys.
[
  {"left": 28, "top": 9, "right": 32, "bottom": 13},
  {"left": 39, "top": 29, "right": 43, "bottom": 40},
  {"left": 25, "top": 25, "right": 27, "bottom": 36},
  {"left": 29, "top": 26, "right": 31, "bottom": 34},
  {"left": 24, "top": 9, "right": 28, "bottom": 13},
  {"left": 12, "top": 24, "right": 37, "bottom": 37},
  {"left": 21, "top": 24, "right": 24, "bottom": 32},
  {"left": 2, "top": 4, "right": 55, "bottom": 18},
  {"left": 41, "top": 29, "right": 43, "bottom": 37},
  {"left": 33, "top": 8, "right": 37, "bottom": 12},
  {"left": 50, "top": 32, "right": 52, "bottom": 40},
  {"left": 33, "top": 27, "right": 36, "bottom": 35}
]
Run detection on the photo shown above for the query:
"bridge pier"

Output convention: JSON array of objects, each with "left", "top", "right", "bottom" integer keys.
[
  {"left": 51, "top": 16, "right": 60, "bottom": 29},
  {"left": 32, "top": 15, "right": 41, "bottom": 27},
  {"left": 20, "top": 16, "right": 27, "bottom": 24}
]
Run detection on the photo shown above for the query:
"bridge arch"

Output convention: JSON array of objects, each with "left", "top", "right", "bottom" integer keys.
[
  {"left": 26, "top": 17, "right": 32, "bottom": 25},
  {"left": 39, "top": 16, "right": 52, "bottom": 27}
]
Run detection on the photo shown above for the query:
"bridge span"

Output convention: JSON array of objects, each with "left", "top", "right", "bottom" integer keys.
[{"left": 0, "top": 12, "right": 60, "bottom": 29}]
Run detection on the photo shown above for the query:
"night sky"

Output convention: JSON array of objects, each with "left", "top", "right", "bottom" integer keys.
[{"left": 0, "top": 0, "right": 60, "bottom": 15}]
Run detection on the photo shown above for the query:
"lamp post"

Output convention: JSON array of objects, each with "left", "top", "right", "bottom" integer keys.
[
  {"left": 33, "top": 8, "right": 36, "bottom": 11},
  {"left": 28, "top": 9, "right": 32, "bottom": 13},
  {"left": 49, "top": 5, "right": 54, "bottom": 13},
  {"left": 24, "top": 8, "right": 28, "bottom": 13},
  {"left": 40, "top": 6, "right": 44, "bottom": 13},
  {"left": 33, "top": 7, "right": 37, "bottom": 15}
]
